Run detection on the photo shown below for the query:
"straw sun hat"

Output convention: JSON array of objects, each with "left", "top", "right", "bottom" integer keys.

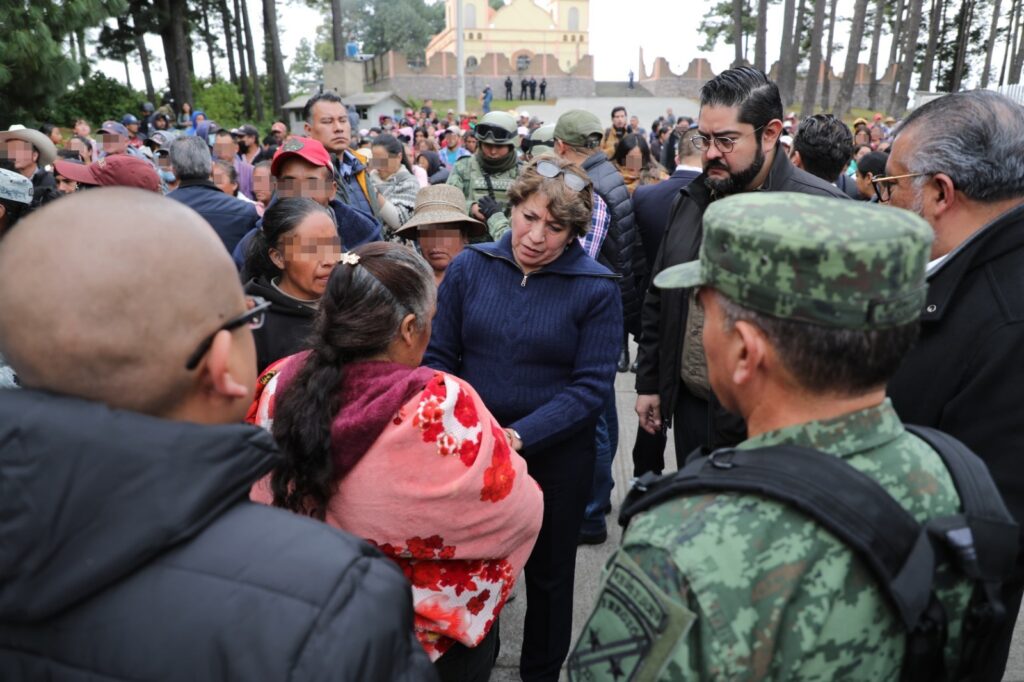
[{"left": 396, "top": 185, "right": 487, "bottom": 238}]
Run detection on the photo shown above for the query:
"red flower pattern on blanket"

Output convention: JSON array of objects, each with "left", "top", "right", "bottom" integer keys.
[{"left": 247, "top": 358, "right": 544, "bottom": 662}]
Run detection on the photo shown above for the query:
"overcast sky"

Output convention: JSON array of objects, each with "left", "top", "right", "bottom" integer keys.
[{"left": 96, "top": 0, "right": 1001, "bottom": 97}]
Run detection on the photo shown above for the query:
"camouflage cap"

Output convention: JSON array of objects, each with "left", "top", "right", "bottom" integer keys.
[
  {"left": 554, "top": 110, "right": 603, "bottom": 148},
  {"left": 0, "top": 168, "right": 33, "bottom": 206},
  {"left": 653, "top": 193, "right": 933, "bottom": 330}
]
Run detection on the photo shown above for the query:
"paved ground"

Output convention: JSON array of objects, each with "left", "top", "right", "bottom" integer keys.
[
  {"left": 502, "top": 96, "right": 701, "bottom": 130},
  {"left": 488, "top": 355, "right": 1024, "bottom": 681}
]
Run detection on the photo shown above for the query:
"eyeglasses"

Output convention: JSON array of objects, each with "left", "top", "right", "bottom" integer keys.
[
  {"left": 474, "top": 123, "right": 516, "bottom": 143},
  {"left": 185, "top": 296, "right": 271, "bottom": 370},
  {"left": 536, "top": 158, "right": 590, "bottom": 192},
  {"left": 872, "top": 172, "right": 929, "bottom": 203},
  {"left": 691, "top": 125, "right": 765, "bottom": 154}
]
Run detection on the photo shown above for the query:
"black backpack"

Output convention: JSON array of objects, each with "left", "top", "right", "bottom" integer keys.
[{"left": 619, "top": 425, "right": 1018, "bottom": 682}]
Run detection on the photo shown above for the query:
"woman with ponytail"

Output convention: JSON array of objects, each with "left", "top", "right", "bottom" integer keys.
[
  {"left": 247, "top": 242, "right": 543, "bottom": 682},
  {"left": 242, "top": 197, "right": 340, "bottom": 372}
]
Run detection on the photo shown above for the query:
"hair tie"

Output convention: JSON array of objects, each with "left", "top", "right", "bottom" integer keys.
[{"left": 339, "top": 252, "right": 360, "bottom": 266}]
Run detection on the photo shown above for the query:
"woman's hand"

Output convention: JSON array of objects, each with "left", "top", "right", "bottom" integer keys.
[{"left": 503, "top": 428, "right": 523, "bottom": 452}]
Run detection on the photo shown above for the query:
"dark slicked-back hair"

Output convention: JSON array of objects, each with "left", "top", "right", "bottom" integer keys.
[
  {"left": 897, "top": 90, "right": 1024, "bottom": 203},
  {"left": 699, "top": 66, "right": 783, "bottom": 133},
  {"left": 302, "top": 92, "right": 345, "bottom": 123},
  {"left": 793, "top": 114, "right": 854, "bottom": 182}
]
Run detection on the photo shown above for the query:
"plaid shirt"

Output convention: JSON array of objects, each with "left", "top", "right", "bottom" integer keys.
[{"left": 579, "top": 193, "right": 610, "bottom": 260}]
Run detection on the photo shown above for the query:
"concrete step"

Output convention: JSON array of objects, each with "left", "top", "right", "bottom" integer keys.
[{"left": 594, "top": 81, "right": 654, "bottom": 97}]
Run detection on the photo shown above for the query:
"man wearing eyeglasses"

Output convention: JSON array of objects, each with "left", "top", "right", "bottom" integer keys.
[
  {"left": 883, "top": 89, "right": 1024, "bottom": 682},
  {"left": 635, "top": 66, "right": 847, "bottom": 463},
  {"left": 0, "top": 189, "right": 434, "bottom": 681}
]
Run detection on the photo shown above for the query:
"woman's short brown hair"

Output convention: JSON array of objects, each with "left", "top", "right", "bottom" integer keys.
[{"left": 506, "top": 157, "right": 594, "bottom": 238}]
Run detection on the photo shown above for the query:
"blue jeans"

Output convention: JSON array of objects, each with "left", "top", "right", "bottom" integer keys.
[{"left": 581, "top": 392, "right": 618, "bottom": 535}]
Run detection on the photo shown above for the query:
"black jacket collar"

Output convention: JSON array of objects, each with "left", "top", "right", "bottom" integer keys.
[{"left": 922, "top": 202, "right": 1024, "bottom": 322}]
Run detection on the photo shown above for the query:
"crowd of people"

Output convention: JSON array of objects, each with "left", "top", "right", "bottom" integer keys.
[{"left": 1, "top": 65, "right": 1023, "bottom": 682}]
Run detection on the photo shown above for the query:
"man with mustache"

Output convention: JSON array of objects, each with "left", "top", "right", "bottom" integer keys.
[{"left": 634, "top": 66, "right": 847, "bottom": 462}]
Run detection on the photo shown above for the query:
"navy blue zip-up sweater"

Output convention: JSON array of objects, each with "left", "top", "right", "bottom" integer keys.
[{"left": 424, "top": 232, "right": 622, "bottom": 455}]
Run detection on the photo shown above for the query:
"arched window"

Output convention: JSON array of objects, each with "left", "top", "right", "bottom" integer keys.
[
  {"left": 568, "top": 6, "right": 579, "bottom": 31},
  {"left": 465, "top": 3, "right": 476, "bottom": 29},
  {"left": 570, "top": 35, "right": 576, "bottom": 42},
  {"left": 563, "top": 34, "right": 568, "bottom": 42},
  {"left": 477, "top": 32, "right": 482, "bottom": 39},
  {"left": 517, "top": 54, "right": 531, "bottom": 71},
  {"left": 467, "top": 56, "right": 479, "bottom": 71}
]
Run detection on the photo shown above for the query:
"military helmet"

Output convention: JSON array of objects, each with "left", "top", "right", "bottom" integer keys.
[
  {"left": 526, "top": 123, "right": 555, "bottom": 157},
  {"left": 474, "top": 111, "right": 519, "bottom": 147}
]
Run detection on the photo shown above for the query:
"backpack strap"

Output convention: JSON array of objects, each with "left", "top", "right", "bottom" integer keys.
[{"left": 620, "top": 445, "right": 937, "bottom": 631}]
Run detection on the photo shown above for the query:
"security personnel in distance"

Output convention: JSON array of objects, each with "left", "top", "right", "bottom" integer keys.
[
  {"left": 447, "top": 111, "right": 521, "bottom": 241},
  {"left": 568, "top": 193, "right": 977, "bottom": 681}
]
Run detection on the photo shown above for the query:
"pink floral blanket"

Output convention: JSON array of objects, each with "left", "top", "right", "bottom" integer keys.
[{"left": 248, "top": 355, "right": 544, "bottom": 660}]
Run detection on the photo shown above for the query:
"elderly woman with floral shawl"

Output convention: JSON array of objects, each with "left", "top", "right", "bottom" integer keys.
[{"left": 248, "top": 242, "right": 543, "bottom": 682}]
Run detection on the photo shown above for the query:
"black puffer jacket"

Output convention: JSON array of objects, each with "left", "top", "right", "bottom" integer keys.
[
  {"left": 581, "top": 151, "right": 644, "bottom": 334},
  {"left": 0, "top": 389, "right": 436, "bottom": 682},
  {"left": 245, "top": 276, "right": 317, "bottom": 373}
]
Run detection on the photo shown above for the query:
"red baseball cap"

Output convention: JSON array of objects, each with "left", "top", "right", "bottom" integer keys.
[
  {"left": 54, "top": 155, "right": 160, "bottom": 193},
  {"left": 270, "top": 136, "right": 335, "bottom": 177}
]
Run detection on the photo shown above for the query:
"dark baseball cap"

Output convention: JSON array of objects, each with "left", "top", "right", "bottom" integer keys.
[
  {"left": 232, "top": 124, "right": 259, "bottom": 137},
  {"left": 100, "top": 121, "right": 130, "bottom": 138},
  {"left": 121, "top": 114, "right": 139, "bottom": 125},
  {"left": 53, "top": 156, "right": 161, "bottom": 193}
]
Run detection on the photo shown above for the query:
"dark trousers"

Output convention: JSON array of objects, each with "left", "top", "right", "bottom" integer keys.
[
  {"left": 505, "top": 86, "right": 513, "bottom": 99},
  {"left": 520, "top": 427, "right": 596, "bottom": 681},
  {"left": 672, "top": 383, "right": 709, "bottom": 462},
  {"left": 631, "top": 426, "right": 668, "bottom": 477},
  {"left": 435, "top": 618, "right": 500, "bottom": 682}
]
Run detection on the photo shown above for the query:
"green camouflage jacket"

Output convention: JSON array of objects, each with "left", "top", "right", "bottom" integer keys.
[
  {"left": 446, "top": 154, "right": 520, "bottom": 240},
  {"left": 568, "top": 400, "right": 971, "bottom": 681}
]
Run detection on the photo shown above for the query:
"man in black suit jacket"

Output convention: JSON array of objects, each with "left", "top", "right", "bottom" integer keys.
[{"left": 628, "top": 123, "right": 701, "bottom": 476}]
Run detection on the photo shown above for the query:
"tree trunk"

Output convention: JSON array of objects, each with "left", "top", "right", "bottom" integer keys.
[
  {"left": 777, "top": 0, "right": 797, "bottom": 103},
  {"left": 130, "top": 15, "right": 156, "bottom": 102},
  {"left": 202, "top": 5, "right": 218, "bottom": 83},
  {"left": 820, "top": 0, "right": 839, "bottom": 110},
  {"left": 867, "top": 0, "right": 885, "bottom": 108},
  {"left": 892, "top": 0, "right": 925, "bottom": 114},
  {"left": 1012, "top": 2, "right": 1024, "bottom": 83},
  {"left": 801, "top": 0, "right": 828, "bottom": 115},
  {"left": 218, "top": 0, "right": 238, "bottom": 84},
  {"left": 1000, "top": 0, "right": 1020, "bottom": 85},
  {"left": 262, "top": 0, "right": 288, "bottom": 115},
  {"left": 783, "top": 0, "right": 809, "bottom": 106},
  {"left": 123, "top": 57, "right": 133, "bottom": 90},
  {"left": 885, "top": 0, "right": 909, "bottom": 113},
  {"left": 156, "top": 0, "right": 193, "bottom": 107},
  {"left": 950, "top": 0, "right": 976, "bottom": 91},
  {"left": 755, "top": 0, "right": 769, "bottom": 71},
  {"left": 834, "top": 0, "right": 869, "bottom": 115},
  {"left": 331, "top": 0, "right": 345, "bottom": 61},
  {"left": 918, "top": 0, "right": 943, "bottom": 92},
  {"left": 240, "top": 0, "right": 264, "bottom": 121},
  {"left": 732, "top": 0, "right": 745, "bottom": 66},
  {"left": 980, "top": 0, "right": 1003, "bottom": 88},
  {"left": 233, "top": 0, "right": 252, "bottom": 116},
  {"left": 76, "top": 28, "right": 89, "bottom": 76}
]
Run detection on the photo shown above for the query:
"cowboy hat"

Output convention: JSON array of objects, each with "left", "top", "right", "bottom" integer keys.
[{"left": 0, "top": 125, "right": 58, "bottom": 167}]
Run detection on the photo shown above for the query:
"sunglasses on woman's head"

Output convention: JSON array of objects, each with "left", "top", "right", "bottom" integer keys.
[{"left": 535, "top": 159, "right": 589, "bottom": 192}]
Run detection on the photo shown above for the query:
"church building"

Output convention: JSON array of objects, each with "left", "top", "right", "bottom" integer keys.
[{"left": 425, "top": 0, "right": 590, "bottom": 75}]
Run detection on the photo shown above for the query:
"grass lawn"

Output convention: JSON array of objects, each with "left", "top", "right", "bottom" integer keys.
[{"left": 415, "top": 98, "right": 557, "bottom": 116}]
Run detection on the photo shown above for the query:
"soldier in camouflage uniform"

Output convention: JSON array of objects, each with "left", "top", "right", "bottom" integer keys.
[
  {"left": 568, "top": 193, "right": 975, "bottom": 681},
  {"left": 446, "top": 111, "right": 521, "bottom": 241}
]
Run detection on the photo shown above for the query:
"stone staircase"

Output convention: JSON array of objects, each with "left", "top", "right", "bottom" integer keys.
[{"left": 594, "top": 81, "right": 654, "bottom": 97}]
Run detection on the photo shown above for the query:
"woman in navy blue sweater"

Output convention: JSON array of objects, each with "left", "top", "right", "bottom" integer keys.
[{"left": 424, "top": 157, "right": 622, "bottom": 681}]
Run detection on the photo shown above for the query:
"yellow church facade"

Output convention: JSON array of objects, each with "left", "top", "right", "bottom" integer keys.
[{"left": 426, "top": 0, "right": 590, "bottom": 75}]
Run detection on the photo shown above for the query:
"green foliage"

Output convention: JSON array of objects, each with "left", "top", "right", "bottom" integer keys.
[
  {"left": 360, "top": 0, "right": 445, "bottom": 57},
  {"left": 289, "top": 38, "right": 323, "bottom": 90},
  {"left": 43, "top": 72, "right": 144, "bottom": 127},
  {"left": 698, "top": 1, "right": 757, "bottom": 53},
  {"left": 192, "top": 78, "right": 244, "bottom": 127},
  {"left": 0, "top": 0, "right": 128, "bottom": 127}
]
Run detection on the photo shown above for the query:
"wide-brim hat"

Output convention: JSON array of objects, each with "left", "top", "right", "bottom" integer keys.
[
  {"left": 0, "top": 125, "right": 57, "bottom": 167},
  {"left": 397, "top": 184, "right": 487, "bottom": 238}
]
